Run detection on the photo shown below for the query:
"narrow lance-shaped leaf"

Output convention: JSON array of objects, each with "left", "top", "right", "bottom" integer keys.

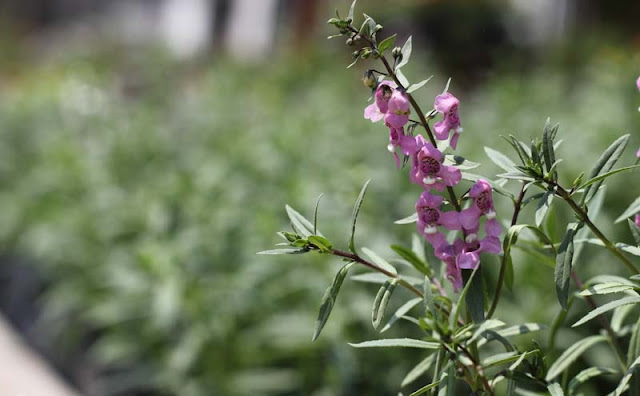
[
  {"left": 615, "top": 196, "right": 640, "bottom": 224},
  {"left": 396, "top": 68, "right": 409, "bottom": 87},
  {"left": 628, "top": 219, "right": 640, "bottom": 247},
  {"left": 567, "top": 367, "right": 617, "bottom": 396},
  {"left": 535, "top": 190, "right": 554, "bottom": 227},
  {"left": 555, "top": 223, "right": 578, "bottom": 309},
  {"left": 449, "top": 266, "right": 479, "bottom": 329},
  {"left": 407, "top": 76, "right": 433, "bottom": 93},
  {"left": 463, "top": 267, "right": 485, "bottom": 323},
  {"left": 391, "top": 244, "right": 431, "bottom": 276},
  {"left": 547, "top": 383, "right": 565, "bottom": 396},
  {"left": 484, "top": 146, "right": 517, "bottom": 172},
  {"left": 580, "top": 134, "right": 629, "bottom": 205},
  {"left": 349, "top": 338, "right": 439, "bottom": 349},
  {"left": 313, "top": 193, "right": 323, "bottom": 235},
  {"left": 545, "top": 335, "right": 608, "bottom": 381},
  {"left": 381, "top": 297, "right": 421, "bottom": 333},
  {"left": 361, "top": 247, "right": 398, "bottom": 276},
  {"left": 542, "top": 119, "right": 559, "bottom": 177},
  {"left": 572, "top": 296, "right": 640, "bottom": 328},
  {"left": 349, "top": 179, "right": 371, "bottom": 253},
  {"left": 372, "top": 279, "right": 398, "bottom": 330},
  {"left": 395, "top": 35, "right": 412, "bottom": 70},
  {"left": 377, "top": 33, "right": 397, "bottom": 54},
  {"left": 612, "top": 355, "right": 640, "bottom": 396},
  {"left": 312, "top": 262, "right": 355, "bottom": 341},
  {"left": 578, "top": 165, "right": 640, "bottom": 190},
  {"left": 257, "top": 248, "right": 308, "bottom": 255},
  {"left": 286, "top": 204, "right": 314, "bottom": 238},
  {"left": 401, "top": 354, "right": 436, "bottom": 387},
  {"left": 423, "top": 276, "right": 436, "bottom": 318},
  {"left": 347, "top": 0, "right": 356, "bottom": 21}
]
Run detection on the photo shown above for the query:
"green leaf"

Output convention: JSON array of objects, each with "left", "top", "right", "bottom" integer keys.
[
  {"left": 578, "top": 282, "right": 637, "bottom": 296},
  {"left": 407, "top": 76, "right": 433, "bottom": 93},
  {"left": 396, "top": 68, "right": 409, "bottom": 87},
  {"left": 484, "top": 146, "right": 517, "bottom": 172},
  {"left": 349, "top": 338, "right": 439, "bottom": 349},
  {"left": 545, "top": 335, "right": 608, "bottom": 381},
  {"left": 535, "top": 190, "right": 554, "bottom": 227},
  {"left": 578, "top": 165, "right": 640, "bottom": 190},
  {"left": 361, "top": 247, "right": 398, "bottom": 276},
  {"left": 286, "top": 204, "right": 314, "bottom": 238},
  {"left": 612, "top": 355, "right": 640, "bottom": 396},
  {"left": 377, "top": 34, "right": 397, "bottom": 55},
  {"left": 468, "top": 319, "right": 504, "bottom": 344},
  {"left": 567, "top": 367, "right": 617, "bottom": 396},
  {"left": 409, "top": 379, "right": 441, "bottom": 396},
  {"left": 381, "top": 297, "right": 421, "bottom": 333},
  {"left": 449, "top": 266, "right": 479, "bottom": 329},
  {"left": 547, "top": 383, "right": 565, "bottom": 396},
  {"left": 615, "top": 196, "right": 640, "bottom": 223},
  {"left": 347, "top": 0, "right": 356, "bottom": 21},
  {"left": 395, "top": 212, "right": 418, "bottom": 224},
  {"left": 313, "top": 194, "right": 323, "bottom": 235},
  {"left": 349, "top": 179, "right": 371, "bottom": 253},
  {"left": 555, "top": 223, "right": 578, "bottom": 309},
  {"left": 572, "top": 296, "right": 640, "bottom": 327},
  {"left": 482, "top": 351, "right": 519, "bottom": 368},
  {"left": 580, "top": 134, "right": 629, "bottom": 205},
  {"left": 628, "top": 316, "right": 640, "bottom": 367},
  {"left": 312, "top": 262, "right": 355, "bottom": 341},
  {"left": 423, "top": 276, "right": 436, "bottom": 318},
  {"left": 463, "top": 267, "right": 485, "bottom": 323},
  {"left": 402, "top": 354, "right": 436, "bottom": 387},
  {"left": 443, "top": 155, "right": 481, "bottom": 170},
  {"left": 372, "top": 279, "right": 398, "bottom": 330},
  {"left": 542, "top": 119, "right": 559, "bottom": 175},
  {"left": 257, "top": 248, "right": 307, "bottom": 255},
  {"left": 395, "top": 36, "right": 412, "bottom": 70},
  {"left": 307, "top": 235, "right": 333, "bottom": 253},
  {"left": 391, "top": 244, "right": 430, "bottom": 276},
  {"left": 477, "top": 323, "right": 545, "bottom": 348},
  {"left": 628, "top": 219, "right": 640, "bottom": 246}
]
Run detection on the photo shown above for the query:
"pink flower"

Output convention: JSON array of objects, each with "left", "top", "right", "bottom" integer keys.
[
  {"left": 415, "top": 192, "right": 460, "bottom": 248},
  {"left": 637, "top": 76, "right": 640, "bottom": 91},
  {"left": 437, "top": 239, "right": 465, "bottom": 292},
  {"left": 409, "top": 137, "right": 461, "bottom": 191},
  {"left": 433, "top": 93, "right": 463, "bottom": 149},
  {"left": 384, "top": 90, "right": 411, "bottom": 129},
  {"left": 635, "top": 214, "right": 640, "bottom": 227},
  {"left": 460, "top": 179, "right": 500, "bottom": 237},
  {"left": 364, "top": 81, "right": 397, "bottom": 122},
  {"left": 636, "top": 147, "right": 640, "bottom": 158}
]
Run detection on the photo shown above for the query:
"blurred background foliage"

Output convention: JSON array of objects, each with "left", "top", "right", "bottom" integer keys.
[{"left": 0, "top": 0, "right": 639, "bottom": 395}]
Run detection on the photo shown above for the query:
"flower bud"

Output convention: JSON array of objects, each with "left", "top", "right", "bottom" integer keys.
[
  {"left": 362, "top": 70, "right": 376, "bottom": 89},
  {"left": 374, "top": 24, "right": 383, "bottom": 32},
  {"left": 392, "top": 47, "right": 402, "bottom": 58},
  {"left": 346, "top": 38, "right": 354, "bottom": 46},
  {"left": 352, "top": 50, "right": 361, "bottom": 59},
  {"left": 353, "top": 34, "right": 361, "bottom": 42}
]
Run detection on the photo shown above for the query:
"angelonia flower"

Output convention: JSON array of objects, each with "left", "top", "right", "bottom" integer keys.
[
  {"left": 635, "top": 214, "right": 640, "bottom": 228},
  {"left": 363, "top": 80, "right": 501, "bottom": 291},
  {"left": 433, "top": 92, "right": 463, "bottom": 149},
  {"left": 637, "top": 76, "right": 640, "bottom": 91}
]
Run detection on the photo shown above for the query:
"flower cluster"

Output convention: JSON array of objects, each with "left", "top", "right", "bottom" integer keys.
[{"left": 365, "top": 80, "right": 501, "bottom": 291}]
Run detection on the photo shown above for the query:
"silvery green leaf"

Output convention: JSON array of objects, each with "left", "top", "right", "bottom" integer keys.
[
  {"left": 395, "top": 36, "right": 412, "bottom": 70},
  {"left": 545, "top": 335, "right": 607, "bottom": 381}
]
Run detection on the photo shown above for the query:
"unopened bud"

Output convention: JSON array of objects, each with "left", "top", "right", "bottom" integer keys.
[
  {"left": 352, "top": 50, "right": 361, "bottom": 59},
  {"left": 362, "top": 70, "right": 376, "bottom": 88},
  {"left": 392, "top": 47, "right": 402, "bottom": 58},
  {"left": 353, "top": 35, "right": 361, "bottom": 42},
  {"left": 374, "top": 24, "right": 383, "bottom": 32},
  {"left": 346, "top": 38, "right": 354, "bottom": 46}
]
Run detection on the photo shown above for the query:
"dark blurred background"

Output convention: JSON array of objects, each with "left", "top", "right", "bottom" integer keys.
[{"left": 0, "top": 1, "right": 639, "bottom": 395}]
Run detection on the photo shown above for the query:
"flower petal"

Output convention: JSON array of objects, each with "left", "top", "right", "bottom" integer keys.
[{"left": 484, "top": 218, "right": 502, "bottom": 237}]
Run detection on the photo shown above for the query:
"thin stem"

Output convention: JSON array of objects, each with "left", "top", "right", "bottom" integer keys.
[
  {"left": 430, "top": 348, "right": 444, "bottom": 396},
  {"left": 487, "top": 182, "right": 526, "bottom": 319},
  {"left": 555, "top": 185, "right": 638, "bottom": 274},
  {"left": 571, "top": 271, "right": 628, "bottom": 372},
  {"left": 331, "top": 248, "right": 423, "bottom": 298},
  {"left": 458, "top": 345, "right": 494, "bottom": 395}
]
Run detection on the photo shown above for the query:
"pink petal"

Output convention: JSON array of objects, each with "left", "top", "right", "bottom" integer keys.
[
  {"left": 637, "top": 76, "right": 640, "bottom": 91},
  {"left": 434, "top": 92, "right": 459, "bottom": 114},
  {"left": 635, "top": 214, "right": 640, "bottom": 227},
  {"left": 439, "top": 211, "right": 460, "bottom": 231},
  {"left": 438, "top": 165, "right": 462, "bottom": 187},
  {"left": 450, "top": 131, "right": 460, "bottom": 150},
  {"left": 433, "top": 120, "right": 450, "bottom": 140},
  {"left": 459, "top": 206, "right": 482, "bottom": 230},
  {"left": 446, "top": 260, "right": 463, "bottom": 292},
  {"left": 457, "top": 251, "right": 480, "bottom": 269},
  {"left": 392, "top": 151, "right": 401, "bottom": 169},
  {"left": 485, "top": 218, "right": 502, "bottom": 237},
  {"left": 364, "top": 103, "right": 383, "bottom": 122},
  {"left": 425, "top": 232, "right": 447, "bottom": 251},
  {"left": 384, "top": 112, "right": 409, "bottom": 128},
  {"left": 479, "top": 236, "right": 501, "bottom": 254}
]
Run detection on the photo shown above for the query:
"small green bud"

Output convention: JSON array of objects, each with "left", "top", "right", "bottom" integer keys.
[
  {"left": 353, "top": 34, "right": 361, "bottom": 42},
  {"left": 327, "top": 18, "right": 339, "bottom": 25},
  {"left": 392, "top": 47, "right": 402, "bottom": 58},
  {"left": 346, "top": 17, "right": 353, "bottom": 24},
  {"left": 374, "top": 24, "right": 383, "bottom": 32},
  {"left": 362, "top": 70, "right": 376, "bottom": 88},
  {"left": 352, "top": 50, "right": 361, "bottom": 59},
  {"left": 360, "top": 48, "right": 372, "bottom": 59},
  {"left": 346, "top": 38, "right": 354, "bottom": 46}
]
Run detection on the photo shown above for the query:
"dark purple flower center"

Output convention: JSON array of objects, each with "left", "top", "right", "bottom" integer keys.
[
  {"left": 420, "top": 206, "right": 440, "bottom": 224},
  {"left": 476, "top": 191, "right": 492, "bottom": 212},
  {"left": 420, "top": 156, "right": 441, "bottom": 175},
  {"left": 381, "top": 86, "right": 393, "bottom": 101}
]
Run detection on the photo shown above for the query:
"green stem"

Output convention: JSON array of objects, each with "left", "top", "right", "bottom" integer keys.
[
  {"left": 555, "top": 185, "right": 639, "bottom": 274},
  {"left": 331, "top": 248, "right": 424, "bottom": 298},
  {"left": 430, "top": 349, "right": 444, "bottom": 396},
  {"left": 486, "top": 183, "right": 526, "bottom": 319}
]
